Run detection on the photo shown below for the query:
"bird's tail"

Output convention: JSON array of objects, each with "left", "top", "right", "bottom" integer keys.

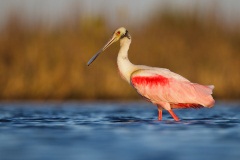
[{"left": 193, "top": 84, "right": 215, "bottom": 107}]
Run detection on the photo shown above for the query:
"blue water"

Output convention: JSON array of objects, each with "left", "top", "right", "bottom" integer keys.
[{"left": 0, "top": 101, "right": 239, "bottom": 160}]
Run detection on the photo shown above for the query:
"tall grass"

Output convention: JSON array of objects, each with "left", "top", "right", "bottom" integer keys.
[{"left": 0, "top": 9, "right": 239, "bottom": 100}]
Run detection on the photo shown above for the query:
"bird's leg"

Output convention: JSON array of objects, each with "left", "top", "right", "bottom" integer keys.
[
  {"left": 168, "top": 110, "right": 180, "bottom": 121},
  {"left": 157, "top": 105, "right": 162, "bottom": 121},
  {"left": 158, "top": 110, "right": 162, "bottom": 121}
]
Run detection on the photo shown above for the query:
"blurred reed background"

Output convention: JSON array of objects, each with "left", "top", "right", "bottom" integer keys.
[{"left": 0, "top": 1, "right": 239, "bottom": 100}]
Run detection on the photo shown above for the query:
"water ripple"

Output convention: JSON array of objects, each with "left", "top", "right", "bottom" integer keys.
[{"left": 0, "top": 101, "right": 239, "bottom": 160}]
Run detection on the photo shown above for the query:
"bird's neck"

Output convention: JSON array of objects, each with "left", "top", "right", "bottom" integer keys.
[{"left": 117, "top": 38, "right": 136, "bottom": 83}]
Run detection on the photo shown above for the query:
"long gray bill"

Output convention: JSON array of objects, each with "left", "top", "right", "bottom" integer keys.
[
  {"left": 87, "top": 36, "right": 116, "bottom": 66},
  {"left": 87, "top": 49, "right": 103, "bottom": 66}
]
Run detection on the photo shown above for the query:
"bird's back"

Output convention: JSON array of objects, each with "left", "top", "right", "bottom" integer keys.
[{"left": 130, "top": 66, "right": 215, "bottom": 108}]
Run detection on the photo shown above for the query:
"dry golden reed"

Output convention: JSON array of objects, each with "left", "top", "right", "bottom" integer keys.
[{"left": 0, "top": 9, "right": 239, "bottom": 100}]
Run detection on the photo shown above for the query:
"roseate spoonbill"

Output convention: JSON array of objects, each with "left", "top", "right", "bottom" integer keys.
[{"left": 87, "top": 27, "right": 215, "bottom": 121}]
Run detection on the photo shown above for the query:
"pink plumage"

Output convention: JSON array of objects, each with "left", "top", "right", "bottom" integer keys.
[{"left": 131, "top": 70, "right": 215, "bottom": 121}]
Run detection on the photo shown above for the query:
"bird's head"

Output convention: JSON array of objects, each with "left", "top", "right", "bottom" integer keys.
[{"left": 87, "top": 27, "right": 130, "bottom": 66}]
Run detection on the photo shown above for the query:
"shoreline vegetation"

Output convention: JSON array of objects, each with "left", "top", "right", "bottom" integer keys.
[{"left": 0, "top": 8, "right": 239, "bottom": 100}]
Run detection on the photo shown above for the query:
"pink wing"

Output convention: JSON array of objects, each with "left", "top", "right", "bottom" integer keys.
[{"left": 131, "top": 70, "right": 215, "bottom": 108}]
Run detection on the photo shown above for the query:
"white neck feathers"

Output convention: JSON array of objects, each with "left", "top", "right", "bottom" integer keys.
[{"left": 117, "top": 37, "right": 136, "bottom": 83}]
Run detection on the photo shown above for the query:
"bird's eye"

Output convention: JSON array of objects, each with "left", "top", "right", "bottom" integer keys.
[{"left": 116, "top": 31, "right": 121, "bottom": 35}]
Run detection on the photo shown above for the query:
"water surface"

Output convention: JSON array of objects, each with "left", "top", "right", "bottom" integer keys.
[{"left": 0, "top": 101, "right": 239, "bottom": 160}]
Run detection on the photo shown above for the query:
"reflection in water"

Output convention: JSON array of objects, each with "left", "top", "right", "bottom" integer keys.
[{"left": 0, "top": 101, "right": 239, "bottom": 160}]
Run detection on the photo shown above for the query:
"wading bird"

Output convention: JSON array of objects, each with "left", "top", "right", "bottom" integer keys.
[{"left": 87, "top": 27, "right": 215, "bottom": 121}]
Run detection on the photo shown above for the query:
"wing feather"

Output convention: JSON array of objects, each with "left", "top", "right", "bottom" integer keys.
[{"left": 131, "top": 69, "right": 214, "bottom": 108}]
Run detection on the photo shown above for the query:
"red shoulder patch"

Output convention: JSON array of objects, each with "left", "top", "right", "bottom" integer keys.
[{"left": 131, "top": 75, "right": 169, "bottom": 86}]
